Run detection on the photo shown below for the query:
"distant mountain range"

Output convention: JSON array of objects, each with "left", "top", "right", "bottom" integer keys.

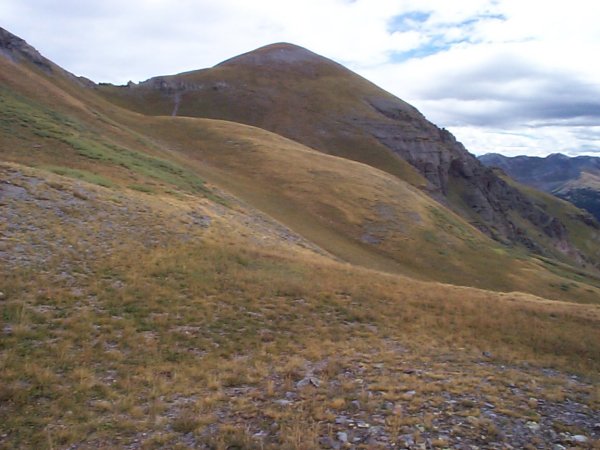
[{"left": 479, "top": 153, "right": 600, "bottom": 222}]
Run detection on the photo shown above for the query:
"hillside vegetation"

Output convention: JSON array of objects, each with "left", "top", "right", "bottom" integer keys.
[
  {"left": 2, "top": 163, "right": 599, "bottom": 448},
  {"left": 1, "top": 41, "right": 598, "bottom": 301},
  {"left": 1, "top": 29, "right": 599, "bottom": 448},
  {"left": 97, "top": 44, "right": 600, "bottom": 268}
]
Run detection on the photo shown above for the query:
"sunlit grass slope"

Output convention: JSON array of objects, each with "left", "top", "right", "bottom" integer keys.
[
  {"left": 1, "top": 52, "right": 600, "bottom": 302},
  {"left": 128, "top": 116, "right": 600, "bottom": 302},
  {"left": 96, "top": 44, "right": 600, "bottom": 271},
  {"left": 1, "top": 33, "right": 600, "bottom": 450},
  {"left": 96, "top": 43, "right": 428, "bottom": 188},
  {"left": 1, "top": 163, "right": 598, "bottom": 448}
]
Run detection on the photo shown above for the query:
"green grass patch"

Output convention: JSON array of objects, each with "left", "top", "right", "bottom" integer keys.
[
  {"left": 0, "top": 87, "right": 213, "bottom": 197},
  {"left": 128, "top": 184, "right": 155, "bottom": 193},
  {"left": 60, "top": 135, "right": 208, "bottom": 194},
  {"left": 43, "top": 165, "right": 114, "bottom": 188},
  {"left": 0, "top": 87, "right": 81, "bottom": 139},
  {"left": 427, "top": 205, "right": 478, "bottom": 246}
]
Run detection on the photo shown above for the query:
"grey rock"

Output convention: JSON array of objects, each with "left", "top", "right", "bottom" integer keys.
[
  {"left": 296, "top": 376, "right": 321, "bottom": 388},
  {"left": 360, "top": 232, "right": 381, "bottom": 244},
  {"left": 398, "top": 434, "right": 414, "bottom": 447},
  {"left": 336, "top": 431, "right": 348, "bottom": 443},
  {"left": 319, "top": 436, "right": 340, "bottom": 450},
  {"left": 368, "top": 426, "right": 383, "bottom": 435},
  {"left": 335, "top": 416, "right": 347, "bottom": 425},
  {"left": 571, "top": 435, "right": 588, "bottom": 443}
]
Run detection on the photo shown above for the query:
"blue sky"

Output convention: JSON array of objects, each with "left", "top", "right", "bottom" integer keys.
[{"left": 1, "top": 0, "right": 600, "bottom": 157}]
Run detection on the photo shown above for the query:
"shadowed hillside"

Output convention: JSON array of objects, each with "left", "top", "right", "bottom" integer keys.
[{"left": 480, "top": 152, "right": 600, "bottom": 222}]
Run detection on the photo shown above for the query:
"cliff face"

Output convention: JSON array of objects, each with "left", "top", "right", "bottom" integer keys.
[
  {"left": 357, "top": 96, "right": 577, "bottom": 254},
  {"left": 96, "top": 43, "right": 596, "bottom": 265}
]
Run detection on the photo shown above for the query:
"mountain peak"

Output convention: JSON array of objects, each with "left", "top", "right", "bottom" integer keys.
[
  {"left": 0, "top": 27, "right": 52, "bottom": 72},
  {"left": 216, "top": 42, "right": 332, "bottom": 69},
  {"left": 547, "top": 153, "right": 569, "bottom": 160}
]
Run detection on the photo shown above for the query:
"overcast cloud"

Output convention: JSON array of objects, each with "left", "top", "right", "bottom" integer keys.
[{"left": 2, "top": 0, "right": 599, "bottom": 157}]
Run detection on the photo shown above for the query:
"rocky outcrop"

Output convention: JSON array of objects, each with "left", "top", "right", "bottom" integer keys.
[
  {"left": 361, "top": 96, "right": 582, "bottom": 258},
  {"left": 0, "top": 27, "right": 53, "bottom": 72},
  {"left": 0, "top": 27, "right": 96, "bottom": 89}
]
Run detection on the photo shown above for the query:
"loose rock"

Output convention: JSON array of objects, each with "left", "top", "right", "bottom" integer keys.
[{"left": 337, "top": 431, "right": 348, "bottom": 443}]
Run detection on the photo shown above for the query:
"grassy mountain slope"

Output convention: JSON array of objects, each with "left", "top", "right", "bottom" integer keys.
[
  {"left": 97, "top": 43, "right": 426, "bottom": 188},
  {"left": 556, "top": 172, "right": 600, "bottom": 223},
  {"left": 96, "top": 44, "right": 600, "bottom": 268},
  {"left": 2, "top": 49, "right": 600, "bottom": 301},
  {"left": 2, "top": 163, "right": 599, "bottom": 448},
  {"left": 1, "top": 29, "right": 600, "bottom": 449},
  {"left": 494, "top": 170, "right": 600, "bottom": 270}
]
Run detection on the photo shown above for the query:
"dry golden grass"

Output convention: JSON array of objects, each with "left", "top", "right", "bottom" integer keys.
[
  {"left": 93, "top": 43, "right": 600, "bottom": 278},
  {"left": 1, "top": 164, "right": 599, "bottom": 448},
  {"left": 1, "top": 47, "right": 600, "bottom": 449},
  {"left": 2, "top": 53, "right": 600, "bottom": 302},
  {"left": 96, "top": 45, "right": 428, "bottom": 188}
]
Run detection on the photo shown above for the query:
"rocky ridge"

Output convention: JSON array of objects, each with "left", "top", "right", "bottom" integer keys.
[
  {"left": 363, "top": 98, "right": 576, "bottom": 253},
  {"left": 0, "top": 27, "right": 53, "bottom": 72},
  {"left": 0, "top": 27, "right": 95, "bottom": 87}
]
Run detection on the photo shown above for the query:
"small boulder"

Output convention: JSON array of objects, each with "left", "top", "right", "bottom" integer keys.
[
  {"left": 296, "top": 376, "right": 321, "bottom": 388},
  {"left": 571, "top": 435, "right": 588, "bottom": 444}
]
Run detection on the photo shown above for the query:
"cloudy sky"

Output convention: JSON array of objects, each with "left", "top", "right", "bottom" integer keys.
[{"left": 2, "top": 0, "right": 600, "bottom": 156}]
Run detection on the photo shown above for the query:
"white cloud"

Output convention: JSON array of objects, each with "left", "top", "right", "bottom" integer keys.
[{"left": 1, "top": 0, "right": 599, "bottom": 156}]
